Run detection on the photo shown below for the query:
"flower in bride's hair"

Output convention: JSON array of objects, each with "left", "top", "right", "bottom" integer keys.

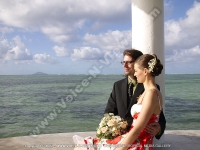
[
  {"left": 148, "top": 58, "right": 157, "bottom": 73},
  {"left": 96, "top": 113, "right": 128, "bottom": 139}
]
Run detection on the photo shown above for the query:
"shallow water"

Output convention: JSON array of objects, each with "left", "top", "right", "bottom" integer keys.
[{"left": 0, "top": 74, "right": 200, "bottom": 138}]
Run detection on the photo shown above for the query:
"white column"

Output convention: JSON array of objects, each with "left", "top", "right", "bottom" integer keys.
[{"left": 131, "top": 0, "right": 165, "bottom": 143}]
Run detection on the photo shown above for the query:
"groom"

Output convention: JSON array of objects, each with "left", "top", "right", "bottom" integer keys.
[{"left": 104, "top": 49, "right": 166, "bottom": 139}]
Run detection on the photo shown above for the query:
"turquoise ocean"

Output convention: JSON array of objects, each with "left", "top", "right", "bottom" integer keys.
[{"left": 0, "top": 74, "right": 200, "bottom": 139}]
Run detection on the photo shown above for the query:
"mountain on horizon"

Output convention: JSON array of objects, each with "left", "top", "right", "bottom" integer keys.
[{"left": 32, "top": 72, "right": 48, "bottom": 75}]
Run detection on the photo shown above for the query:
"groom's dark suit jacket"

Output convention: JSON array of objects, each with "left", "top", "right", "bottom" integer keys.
[{"left": 104, "top": 77, "right": 166, "bottom": 139}]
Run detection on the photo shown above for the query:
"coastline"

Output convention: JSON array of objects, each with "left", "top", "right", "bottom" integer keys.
[{"left": 0, "top": 130, "right": 200, "bottom": 150}]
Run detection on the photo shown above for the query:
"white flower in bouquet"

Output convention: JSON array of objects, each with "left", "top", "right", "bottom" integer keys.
[
  {"left": 107, "top": 119, "right": 116, "bottom": 126},
  {"left": 101, "top": 126, "right": 108, "bottom": 133},
  {"left": 96, "top": 113, "right": 128, "bottom": 139}
]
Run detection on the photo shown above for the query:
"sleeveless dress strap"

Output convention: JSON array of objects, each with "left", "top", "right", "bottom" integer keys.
[
  {"left": 154, "top": 90, "right": 162, "bottom": 111},
  {"left": 138, "top": 93, "right": 146, "bottom": 104}
]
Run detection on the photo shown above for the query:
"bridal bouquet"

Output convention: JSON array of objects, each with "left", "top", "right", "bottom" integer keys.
[{"left": 96, "top": 113, "right": 128, "bottom": 139}]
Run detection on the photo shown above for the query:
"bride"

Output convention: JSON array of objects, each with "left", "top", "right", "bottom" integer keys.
[{"left": 73, "top": 54, "right": 164, "bottom": 150}]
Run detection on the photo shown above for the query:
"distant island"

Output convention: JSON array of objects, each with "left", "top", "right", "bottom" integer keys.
[{"left": 32, "top": 72, "right": 48, "bottom": 75}]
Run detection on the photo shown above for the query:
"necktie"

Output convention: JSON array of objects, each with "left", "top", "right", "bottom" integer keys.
[{"left": 128, "top": 82, "right": 134, "bottom": 98}]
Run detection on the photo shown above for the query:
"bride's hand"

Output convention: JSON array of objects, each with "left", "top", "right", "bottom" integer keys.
[{"left": 145, "top": 122, "right": 161, "bottom": 137}]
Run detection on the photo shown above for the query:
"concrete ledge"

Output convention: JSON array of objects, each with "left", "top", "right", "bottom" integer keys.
[{"left": 0, "top": 130, "right": 200, "bottom": 150}]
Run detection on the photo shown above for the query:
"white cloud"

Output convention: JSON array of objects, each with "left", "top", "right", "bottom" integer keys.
[
  {"left": 182, "top": 1, "right": 200, "bottom": 29},
  {"left": 84, "top": 30, "right": 132, "bottom": 52},
  {"left": 0, "top": 36, "right": 33, "bottom": 62},
  {"left": 165, "top": 20, "right": 181, "bottom": 49},
  {"left": 53, "top": 46, "right": 70, "bottom": 57},
  {"left": 0, "top": 0, "right": 131, "bottom": 44},
  {"left": 165, "top": 1, "right": 200, "bottom": 64},
  {"left": 68, "top": 30, "right": 131, "bottom": 61},
  {"left": 0, "top": 0, "right": 132, "bottom": 67},
  {"left": 52, "top": 30, "right": 131, "bottom": 61},
  {"left": 5, "top": 46, "right": 32, "bottom": 60},
  {"left": 166, "top": 45, "right": 200, "bottom": 63},
  {"left": 34, "top": 53, "right": 58, "bottom": 64},
  {"left": 71, "top": 47, "right": 104, "bottom": 61},
  {"left": 0, "top": 26, "right": 14, "bottom": 34},
  {"left": 41, "top": 24, "right": 80, "bottom": 43},
  {"left": 0, "top": 38, "right": 10, "bottom": 58}
]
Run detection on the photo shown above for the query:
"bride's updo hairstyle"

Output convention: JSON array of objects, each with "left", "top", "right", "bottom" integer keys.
[{"left": 135, "top": 54, "right": 163, "bottom": 76}]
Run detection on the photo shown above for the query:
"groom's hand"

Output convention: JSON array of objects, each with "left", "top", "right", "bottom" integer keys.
[{"left": 145, "top": 122, "right": 161, "bottom": 137}]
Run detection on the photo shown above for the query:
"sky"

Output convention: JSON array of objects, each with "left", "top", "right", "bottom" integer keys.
[{"left": 0, "top": 0, "right": 200, "bottom": 75}]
